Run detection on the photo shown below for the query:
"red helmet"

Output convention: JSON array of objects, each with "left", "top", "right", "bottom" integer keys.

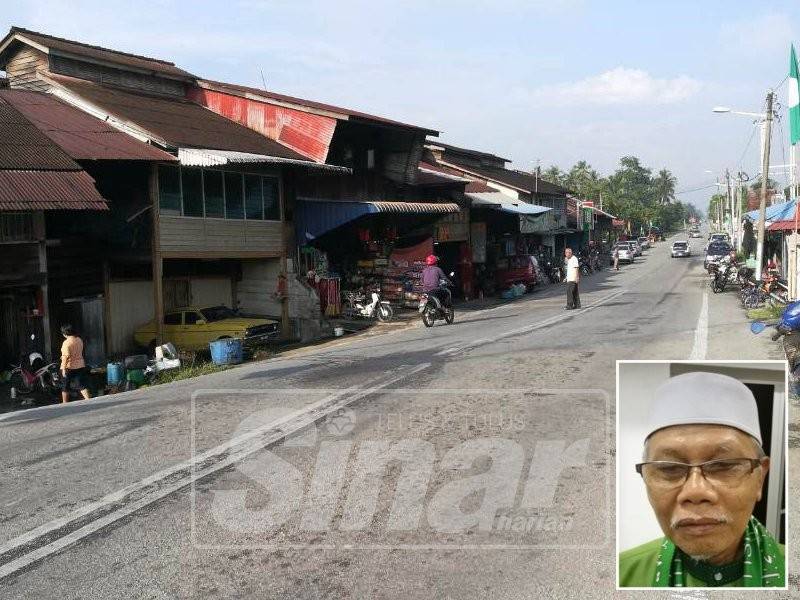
[{"left": 425, "top": 255, "right": 438, "bottom": 265}]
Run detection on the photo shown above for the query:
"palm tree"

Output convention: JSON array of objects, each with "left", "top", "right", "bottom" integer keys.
[{"left": 653, "top": 169, "right": 677, "bottom": 204}]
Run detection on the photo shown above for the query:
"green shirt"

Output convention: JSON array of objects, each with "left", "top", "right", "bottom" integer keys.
[{"left": 619, "top": 537, "right": 785, "bottom": 587}]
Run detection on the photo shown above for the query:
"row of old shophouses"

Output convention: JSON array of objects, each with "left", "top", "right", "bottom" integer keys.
[{"left": 0, "top": 26, "right": 619, "bottom": 366}]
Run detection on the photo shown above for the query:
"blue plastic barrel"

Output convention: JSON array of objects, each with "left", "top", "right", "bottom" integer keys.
[
  {"left": 209, "top": 338, "right": 243, "bottom": 365},
  {"left": 107, "top": 362, "right": 124, "bottom": 386}
]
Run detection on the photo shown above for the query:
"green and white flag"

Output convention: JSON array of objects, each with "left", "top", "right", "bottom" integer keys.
[{"left": 790, "top": 44, "right": 800, "bottom": 145}]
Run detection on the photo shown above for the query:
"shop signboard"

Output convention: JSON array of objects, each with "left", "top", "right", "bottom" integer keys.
[{"left": 470, "top": 222, "right": 487, "bottom": 263}]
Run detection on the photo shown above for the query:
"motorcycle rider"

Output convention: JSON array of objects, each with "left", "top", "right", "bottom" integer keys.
[{"left": 422, "top": 255, "right": 452, "bottom": 308}]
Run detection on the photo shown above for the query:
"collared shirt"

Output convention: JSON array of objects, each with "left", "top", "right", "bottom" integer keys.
[{"left": 565, "top": 255, "right": 580, "bottom": 282}]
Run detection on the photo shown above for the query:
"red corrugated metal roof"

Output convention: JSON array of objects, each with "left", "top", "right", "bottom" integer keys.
[
  {"left": 0, "top": 90, "right": 176, "bottom": 161},
  {"left": 464, "top": 180, "right": 496, "bottom": 193},
  {"left": 197, "top": 79, "right": 439, "bottom": 135},
  {"left": 0, "top": 170, "right": 107, "bottom": 210},
  {"left": 0, "top": 94, "right": 80, "bottom": 170},
  {"left": 48, "top": 74, "right": 312, "bottom": 159},
  {"left": 1, "top": 27, "right": 194, "bottom": 80}
]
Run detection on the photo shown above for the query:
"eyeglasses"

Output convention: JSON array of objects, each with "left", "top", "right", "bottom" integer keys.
[{"left": 635, "top": 458, "right": 763, "bottom": 490}]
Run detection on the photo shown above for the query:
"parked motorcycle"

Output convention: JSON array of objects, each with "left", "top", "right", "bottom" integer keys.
[
  {"left": 343, "top": 287, "right": 394, "bottom": 322},
  {"left": 9, "top": 353, "right": 60, "bottom": 398},
  {"left": 419, "top": 274, "right": 455, "bottom": 327},
  {"left": 709, "top": 262, "right": 736, "bottom": 293}
]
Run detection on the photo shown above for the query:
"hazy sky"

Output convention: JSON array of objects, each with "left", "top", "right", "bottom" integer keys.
[{"left": 5, "top": 0, "right": 800, "bottom": 210}]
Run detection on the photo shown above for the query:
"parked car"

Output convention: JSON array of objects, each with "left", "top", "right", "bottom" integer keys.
[
  {"left": 622, "top": 239, "right": 642, "bottom": 256},
  {"left": 613, "top": 243, "right": 634, "bottom": 264},
  {"left": 671, "top": 240, "right": 691, "bottom": 258},
  {"left": 637, "top": 236, "right": 651, "bottom": 249},
  {"left": 134, "top": 305, "right": 279, "bottom": 352},
  {"left": 703, "top": 242, "right": 732, "bottom": 270},
  {"left": 707, "top": 232, "right": 730, "bottom": 246},
  {"left": 495, "top": 254, "right": 538, "bottom": 291}
]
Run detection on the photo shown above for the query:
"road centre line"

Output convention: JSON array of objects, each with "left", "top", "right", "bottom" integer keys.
[
  {"left": 0, "top": 363, "right": 430, "bottom": 580},
  {"left": 439, "top": 289, "right": 627, "bottom": 358}
]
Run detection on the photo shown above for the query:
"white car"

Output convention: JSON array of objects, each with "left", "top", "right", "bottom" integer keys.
[
  {"left": 624, "top": 240, "right": 642, "bottom": 256},
  {"left": 637, "top": 236, "right": 651, "bottom": 249},
  {"left": 671, "top": 241, "right": 691, "bottom": 258},
  {"left": 614, "top": 243, "right": 634, "bottom": 263}
]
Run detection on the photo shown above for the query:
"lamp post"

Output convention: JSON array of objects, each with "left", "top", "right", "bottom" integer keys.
[{"left": 713, "top": 98, "right": 774, "bottom": 279}]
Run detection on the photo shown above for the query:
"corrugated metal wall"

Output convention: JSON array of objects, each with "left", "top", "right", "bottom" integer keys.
[
  {"left": 108, "top": 280, "right": 153, "bottom": 354},
  {"left": 188, "top": 88, "right": 336, "bottom": 163}
]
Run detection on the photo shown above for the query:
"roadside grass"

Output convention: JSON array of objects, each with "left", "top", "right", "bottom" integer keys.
[
  {"left": 153, "top": 361, "right": 229, "bottom": 384},
  {"left": 746, "top": 304, "right": 784, "bottom": 321}
]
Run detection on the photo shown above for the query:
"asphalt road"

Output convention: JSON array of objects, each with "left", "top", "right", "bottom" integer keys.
[{"left": 0, "top": 236, "right": 794, "bottom": 600}]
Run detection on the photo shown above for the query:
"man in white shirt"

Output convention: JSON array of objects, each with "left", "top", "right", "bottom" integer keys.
[{"left": 564, "top": 247, "right": 581, "bottom": 310}]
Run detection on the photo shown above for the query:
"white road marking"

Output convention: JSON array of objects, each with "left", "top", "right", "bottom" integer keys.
[
  {"left": 689, "top": 291, "right": 709, "bottom": 360},
  {"left": 0, "top": 363, "right": 430, "bottom": 580},
  {"left": 440, "top": 289, "right": 627, "bottom": 358}
]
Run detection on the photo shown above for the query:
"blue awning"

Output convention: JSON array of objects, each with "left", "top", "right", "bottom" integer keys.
[
  {"left": 744, "top": 199, "right": 796, "bottom": 224},
  {"left": 465, "top": 192, "right": 551, "bottom": 215},
  {"left": 296, "top": 198, "right": 460, "bottom": 241}
]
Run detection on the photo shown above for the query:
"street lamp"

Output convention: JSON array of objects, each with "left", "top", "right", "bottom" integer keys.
[
  {"left": 712, "top": 105, "right": 768, "bottom": 167},
  {"left": 712, "top": 96, "right": 774, "bottom": 280}
]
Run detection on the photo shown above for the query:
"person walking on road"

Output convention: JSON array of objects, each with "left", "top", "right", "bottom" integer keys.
[
  {"left": 60, "top": 323, "right": 91, "bottom": 403},
  {"left": 612, "top": 245, "right": 620, "bottom": 271},
  {"left": 564, "top": 247, "right": 581, "bottom": 310}
]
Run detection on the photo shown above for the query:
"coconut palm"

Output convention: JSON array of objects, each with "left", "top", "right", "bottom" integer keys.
[{"left": 652, "top": 168, "right": 677, "bottom": 204}]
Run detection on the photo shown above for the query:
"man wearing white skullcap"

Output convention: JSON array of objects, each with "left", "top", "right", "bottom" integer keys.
[{"left": 618, "top": 372, "right": 785, "bottom": 588}]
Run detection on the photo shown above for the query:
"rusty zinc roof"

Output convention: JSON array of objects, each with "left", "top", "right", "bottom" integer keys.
[
  {"left": 0, "top": 27, "right": 195, "bottom": 80},
  {"left": 0, "top": 171, "right": 108, "bottom": 210},
  {"left": 0, "top": 89, "right": 176, "bottom": 162},
  {"left": 197, "top": 78, "right": 439, "bottom": 136},
  {"left": 0, "top": 93, "right": 79, "bottom": 170},
  {"left": 0, "top": 93, "right": 107, "bottom": 210},
  {"left": 48, "top": 74, "right": 313, "bottom": 160}
]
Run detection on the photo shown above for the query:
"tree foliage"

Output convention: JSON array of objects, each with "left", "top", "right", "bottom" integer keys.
[{"left": 542, "top": 157, "right": 691, "bottom": 232}]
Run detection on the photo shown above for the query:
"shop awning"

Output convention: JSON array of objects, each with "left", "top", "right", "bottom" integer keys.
[
  {"left": 466, "top": 192, "right": 550, "bottom": 215},
  {"left": 744, "top": 199, "right": 796, "bottom": 224},
  {"left": 295, "top": 198, "right": 460, "bottom": 240}
]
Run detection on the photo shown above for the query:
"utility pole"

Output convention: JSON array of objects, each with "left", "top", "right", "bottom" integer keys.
[
  {"left": 755, "top": 91, "right": 774, "bottom": 281},
  {"left": 725, "top": 169, "right": 733, "bottom": 241}
]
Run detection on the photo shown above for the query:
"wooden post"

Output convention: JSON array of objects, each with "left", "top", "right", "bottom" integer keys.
[
  {"left": 279, "top": 174, "right": 290, "bottom": 340},
  {"left": 35, "top": 211, "right": 52, "bottom": 360},
  {"left": 150, "top": 164, "right": 164, "bottom": 346},
  {"left": 102, "top": 259, "right": 112, "bottom": 356}
]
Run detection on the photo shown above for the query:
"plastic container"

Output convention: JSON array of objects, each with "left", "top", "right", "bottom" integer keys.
[
  {"left": 209, "top": 338, "right": 244, "bottom": 365},
  {"left": 107, "top": 362, "right": 124, "bottom": 386},
  {"left": 124, "top": 354, "right": 149, "bottom": 370}
]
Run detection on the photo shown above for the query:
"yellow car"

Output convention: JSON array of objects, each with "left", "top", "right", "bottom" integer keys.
[{"left": 134, "top": 305, "right": 280, "bottom": 352}]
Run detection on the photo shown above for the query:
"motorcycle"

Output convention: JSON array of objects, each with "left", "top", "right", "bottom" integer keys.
[
  {"left": 579, "top": 256, "right": 593, "bottom": 276},
  {"left": 542, "top": 259, "right": 562, "bottom": 283},
  {"left": 752, "top": 301, "right": 800, "bottom": 375},
  {"left": 709, "top": 262, "right": 736, "bottom": 293},
  {"left": 9, "top": 352, "right": 61, "bottom": 399},
  {"left": 343, "top": 287, "right": 394, "bottom": 322},
  {"left": 419, "top": 274, "right": 455, "bottom": 327}
]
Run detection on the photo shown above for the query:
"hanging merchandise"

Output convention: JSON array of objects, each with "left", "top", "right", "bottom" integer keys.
[{"left": 358, "top": 228, "right": 370, "bottom": 242}]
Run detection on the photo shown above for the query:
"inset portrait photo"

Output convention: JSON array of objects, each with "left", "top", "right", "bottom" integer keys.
[{"left": 617, "top": 361, "right": 787, "bottom": 590}]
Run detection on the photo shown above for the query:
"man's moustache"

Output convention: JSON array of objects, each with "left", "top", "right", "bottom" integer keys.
[{"left": 671, "top": 516, "right": 730, "bottom": 529}]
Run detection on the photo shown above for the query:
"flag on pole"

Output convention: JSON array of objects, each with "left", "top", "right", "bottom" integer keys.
[{"left": 790, "top": 44, "right": 800, "bottom": 145}]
